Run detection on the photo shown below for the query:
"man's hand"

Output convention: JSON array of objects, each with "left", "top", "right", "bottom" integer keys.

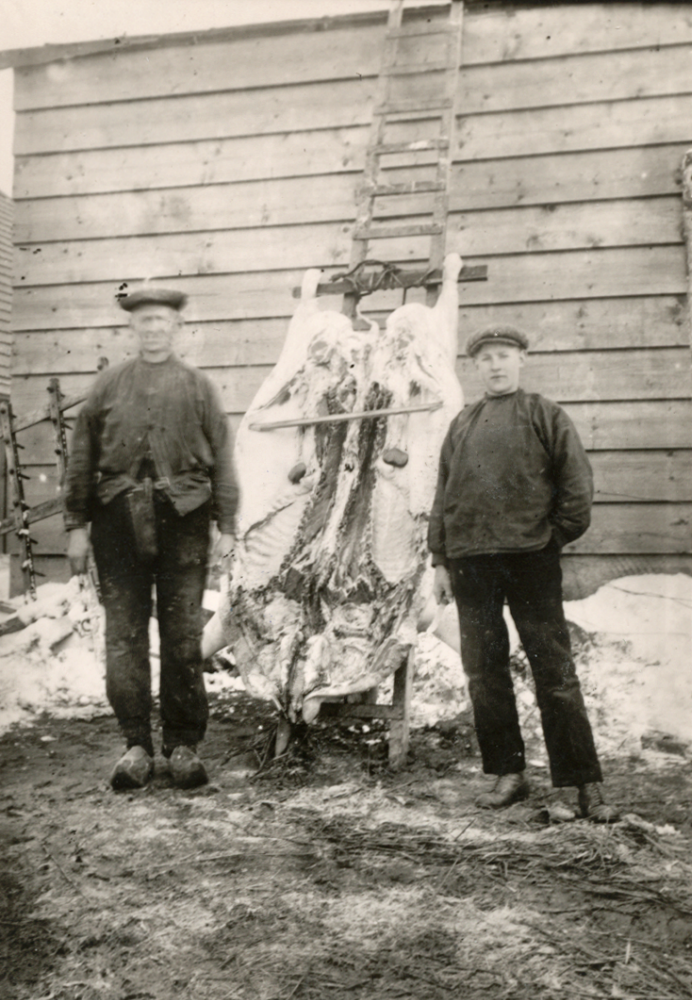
[
  {"left": 215, "top": 532, "right": 235, "bottom": 566},
  {"left": 433, "top": 564, "right": 454, "bottom": 605},
  {"left": 67, "top": 528, "right": 90, "bottom": 577}
]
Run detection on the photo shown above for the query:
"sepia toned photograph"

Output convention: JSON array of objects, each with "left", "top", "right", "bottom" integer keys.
[{"left": 1, "top": 2, "right": 691, "bottom": 998}]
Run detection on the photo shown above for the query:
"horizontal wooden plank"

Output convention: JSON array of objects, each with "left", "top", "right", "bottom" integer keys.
[
  {"left": 564, "top": 400, "right": 692, "bottom": 451},
  {"left": 454, "top": 94, "right": 692, "bottom": 162},
  {"left": 9, "top": 392, "right": 692, "bottom": 469},
  {"left": 8, "top": 348, "right": 691, "bottom": 437},
  {"left": 5, "top": 2, "right": 684, "bottom": 75},
  {"left": 18, "top": 48, "right": 692, "bottom": 163},
  {"left": 458, "top": 296, "right": 690, "bottom": 351},
  {"left": 13, "top": 238, "right": 691, "bottom": 308},
  {"left": 9, "top": 245, "right": 692, "bottom": 336},
  {"left": 347, "top": 245, "right": 690, "bottom": 304},
  {"left": 13, "top": 23, "right": 386, "bottom": 111},
  {"left": 561, "top": 553, "right": 692, "bottom": 601},
  {"left": 11, "top": 320, "right": 288, "bottom": 375},
  {"left": 448, "top": 145, "right": 688, "bottom": 211},
  {"left": 462, "top": 3, "right": 692, "bottom": 65},
  {"left": 14, "top": 404, "right": 689, "bottom": 503},
  {"left": 14, "top": 78, "right": 377, "bottom": 156},
  {"left": 457, "top": 43, "right": 692, "bottom": 115},
  {"left": 448, "top": 196, "right": 684, "bottom": 257},
  {"left": 17, "top": 135, "right": 681, "bottom": 212},
  {"left": 9, "top": 299, "right": 692, "bottom": 380},
  {"left": 14, "top": 223, "right": 356, "bottom": 287},
  {"left": 13, "top": 127, "right": 369, "bottom": 200},
  {"left": 10, "top": 272, "right": 336, "bottom": 330},
  {"left": 14, "top": 173, "right": 360, "bottom": 243},
  {"left": 461, "top": 347, "right": 692, "bottom": 404},
  {"left": 567, "top": 503, "right": 692, "bottom": 555},
  {"left": 16, "top": 491, "right": 691, "bottom": 558},
  {"left": 11, "top": 343, "right": 692, "bottom": 409},
  {"left": 12, "top": 12, "right": 692, "bottom": 115},
  {"left": 454, "top": 246, "right": 689, "bottom": 305},
  {"left": 590, "top": 450, "right": 692, "bottom": 504},
  {"left": 15, "top": 185, "right": 685, "bottom": 261},
  {"left": 13, "top": 295, "right": 689, "bottom": 376}
]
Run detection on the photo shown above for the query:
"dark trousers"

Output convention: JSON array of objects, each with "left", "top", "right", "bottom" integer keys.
[
  {"left": 91, "top": 491, "right": 210, "bottom": 754},
  {"left": 448, "top": 543, "right": 602, "bottom": 788}
]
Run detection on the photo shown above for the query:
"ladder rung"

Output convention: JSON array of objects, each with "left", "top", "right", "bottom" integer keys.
[
  {"left": 373, "top": 138, "right": 449, "bottom": 155},
  {"left": 375, "top": 97, "right": 453, "bottom": 116},
  {"left": 365, "top": 180, "right": 446, "bottom": 196},
  {"left": 385, "top": 24, "right": 458, "bottom": 40},
  {"left": 381, "top": 61, "right": 450, "bottom": 76},
  {"left": 353, "top": 223, "right": 444, "bottom": 240}
]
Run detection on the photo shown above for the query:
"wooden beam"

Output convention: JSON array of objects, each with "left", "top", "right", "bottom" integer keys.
[
  {"left": 292, "top": 263, "right": 487, "bottom": 298},
  {"left": 248, "top": 401, "right": 442, "bottom": 432}
]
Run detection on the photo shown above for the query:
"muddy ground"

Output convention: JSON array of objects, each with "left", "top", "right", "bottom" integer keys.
[{"left": 1, "top": 686, "right": 691, "bottom": 1000}]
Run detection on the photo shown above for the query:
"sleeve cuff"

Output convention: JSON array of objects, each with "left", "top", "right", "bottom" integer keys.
[{"left": 64, "top": 517, "right": 89, "bottom": 532}]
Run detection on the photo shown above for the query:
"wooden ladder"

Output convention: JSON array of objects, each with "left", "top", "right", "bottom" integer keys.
[
  {"left": 345, "top": 0, "right": 465, "bottom": 314},
  {"left": 319, "top": 1, "right": 469, "bottom": 768}
]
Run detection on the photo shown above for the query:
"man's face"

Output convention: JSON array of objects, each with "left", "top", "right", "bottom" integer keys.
[
  {"left": 130, "top": 304, "right": 179, "bottom": 361},
  {"left": 473, "top": 343, "right": 525, "bottom": 396}
]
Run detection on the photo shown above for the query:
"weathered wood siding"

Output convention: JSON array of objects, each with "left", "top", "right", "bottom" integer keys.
[
  {"left": 0, "top": 190, "right": 11, "bottom": 543},
  {"left": 0, "top": 191, "right": 11, "bottom": 398},
  {"left": 6, "top": 2, "right": 692, "bottom": 593}
]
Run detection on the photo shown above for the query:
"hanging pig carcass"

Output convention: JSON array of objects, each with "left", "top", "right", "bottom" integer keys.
[{"left": 202, "top": 253, "right": 464, "bottom": 727}]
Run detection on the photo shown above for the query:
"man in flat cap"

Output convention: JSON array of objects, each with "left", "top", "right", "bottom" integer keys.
[
  {"left": 64, "top": 284, "right": 238, "bottom": 790},
  {"left": 428, "top": 325, "right": 618, "bottom": 821}
]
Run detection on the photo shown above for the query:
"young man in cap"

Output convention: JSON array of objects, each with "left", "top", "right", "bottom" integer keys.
[
  {"left": 64, "top": 285, "right": 238, "bottom": 790},
  {"left": 428, "top": 325, "right": 617, "bottom": 821}
]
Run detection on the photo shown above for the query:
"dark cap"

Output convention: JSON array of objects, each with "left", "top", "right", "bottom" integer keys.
[
  {"left": 466, "top": 325, "right": 529, "bottom": 357},
  {"left": 117, "top": 285, "right": 187, "bottom": 312}
]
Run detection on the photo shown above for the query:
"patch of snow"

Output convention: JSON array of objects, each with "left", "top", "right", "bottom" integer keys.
[{"left": 1, "top": 575, "right": 690, "bottom": 762}]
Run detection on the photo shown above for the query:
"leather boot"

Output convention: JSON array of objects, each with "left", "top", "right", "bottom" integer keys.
[
  {"left": 578, "top": 783, "right": 619, "bottom": 823},
  {"left": 169, "top": 745, "right": 208, "bottom": 789},
  {"left": 476, "top": 772, "right": 529, "bottom": 809},
  {"left": 110, "top": 745, "right": 154, "bottom": 790}
]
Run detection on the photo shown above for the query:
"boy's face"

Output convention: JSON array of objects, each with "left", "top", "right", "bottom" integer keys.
[{"left": 473, "top": 343, "right": 525, "bottom": 396}]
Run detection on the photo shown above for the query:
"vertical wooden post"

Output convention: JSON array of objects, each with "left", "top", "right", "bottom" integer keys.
[
  {"left": 388, "top": 646, "right": 414, "bottom": 769},
  {"left": 680, "top": 151, "right": 692, "bottom": 357}
]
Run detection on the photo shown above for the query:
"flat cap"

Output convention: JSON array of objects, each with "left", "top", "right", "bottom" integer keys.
[
  {"left": 466, "top": 325, "right": 529, "bottom": 357},
  {"left": 117, "top": 285, "right": 187, "bottom": 312}
]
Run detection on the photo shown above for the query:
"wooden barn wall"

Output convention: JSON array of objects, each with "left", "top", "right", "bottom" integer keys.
[
  {"left": 0, "top": 191, "right": 11, "bottom": 397},
  {"left": 0, "top": 190, "right": 11, "bottom": 552},
  {"left": 6, "top": 2, "right": 692, "bottom": 594}
]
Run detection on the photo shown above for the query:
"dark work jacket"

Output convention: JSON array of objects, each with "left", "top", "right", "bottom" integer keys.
[
  {"left": 427, "top": 389, "right": 593, "bottom": 563},
  {"left": 63, "top": 354, "right": 239, "bottom": 534}
]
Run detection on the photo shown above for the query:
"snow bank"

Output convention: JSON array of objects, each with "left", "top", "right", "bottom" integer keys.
[
  {"left": 0, "top": 575, "right": 690, "bottom": 757},
  {"left": 564, "top": 574, "right": 692, "bottom": 753},
  {"left": 0, "top": 577, "right": 107, "bottom": 730}
]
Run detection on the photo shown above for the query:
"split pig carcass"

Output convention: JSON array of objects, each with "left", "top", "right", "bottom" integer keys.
[{"left": 202, "top": 253, "right": 464, "bottom": 727}]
